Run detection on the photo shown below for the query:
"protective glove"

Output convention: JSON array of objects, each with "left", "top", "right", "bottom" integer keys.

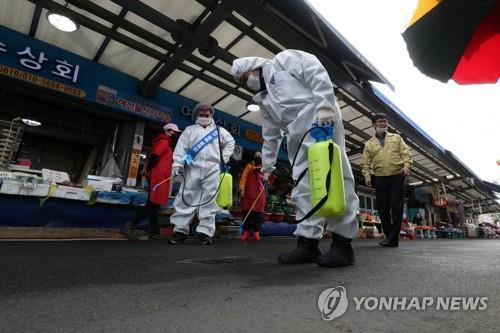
[
  {"left": 172, "top": 167, "right": 181, "bottom": 177},
  {"left": 262, "top": 171, "right": 272, "bottom": 186},
  {"left": 182, "top": 154, "right": 194, "bottom": 166},
  {"left": 315, "top": 108, "right": 335, "bottom": 127}
]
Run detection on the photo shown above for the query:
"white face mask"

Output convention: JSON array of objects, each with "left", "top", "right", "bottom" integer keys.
[
  {"left": 376, "top": 127, "right": 388, "bottom": 135},
  {"left": 197, "top": 117, "right": 212, "bottom": 126},
  {"left": 246, "top": 74, "right": 261, "bottom": 92}
]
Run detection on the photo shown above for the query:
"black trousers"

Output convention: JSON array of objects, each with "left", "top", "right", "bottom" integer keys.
[
  {"left": 374, "top": 174, "right": 405, "bottom": 244},
  {"left": 242, "top": 211, "right": 264, "bottom": 232},
  {"left": 130, "top": 200, "right": 161, "bottom": 236}
]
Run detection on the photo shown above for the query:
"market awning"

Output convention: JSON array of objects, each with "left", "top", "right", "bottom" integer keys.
[{"left": 1, "top": 0, "right": 498, "bottom": 212}]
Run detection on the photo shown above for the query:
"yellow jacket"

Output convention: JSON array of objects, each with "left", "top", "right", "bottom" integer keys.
[{"left": 362, "top": 132, "right": 412, "bottom": 182}]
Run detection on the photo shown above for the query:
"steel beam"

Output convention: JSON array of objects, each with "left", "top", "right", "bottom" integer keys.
[
  {"left": 29, "top": 0, "right": 252, "bottom": 102},
  {"left": 29, "top": 5, "right": 42, "bottom": 37},
  {"left": 93, "top": 8, "right": 128, "bottom": 62},
  {"left": 140, "top": 3, "right": 233, "bottom": 96}
]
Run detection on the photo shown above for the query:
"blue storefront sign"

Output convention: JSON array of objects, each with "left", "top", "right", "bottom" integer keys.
[{"left": 0, "top": 25, "right": 288, "bottom": 159}]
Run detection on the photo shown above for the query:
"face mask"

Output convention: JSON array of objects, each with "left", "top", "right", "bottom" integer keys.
[
  {"left": 376, "top": 127, "right": 387, "bottom": 135},
  {"left": 197, "top": 117, "right": 212, "bottom": 126},
  {"left": 253, "top": 157, "right": 262, "bottom": 164},
  {"left": 246, "top": 74, "right": 261, "bottom": 92}
]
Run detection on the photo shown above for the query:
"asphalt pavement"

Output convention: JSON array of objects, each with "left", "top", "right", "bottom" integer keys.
[{"left": 1, "top": 237, "right": 499, "bottom": 333}]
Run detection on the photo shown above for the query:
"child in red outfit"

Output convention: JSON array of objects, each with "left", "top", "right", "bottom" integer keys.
[{"left": 239, "top": 152, "right": 266, "bottom": 241}]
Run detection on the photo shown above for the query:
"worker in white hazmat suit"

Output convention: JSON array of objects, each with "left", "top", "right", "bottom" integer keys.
[
  {"left": 169, "top": 103, "right": 235, "bottom": 245},
  {"left": 231, "top": 50, "right": 359, "bottom": 267}
]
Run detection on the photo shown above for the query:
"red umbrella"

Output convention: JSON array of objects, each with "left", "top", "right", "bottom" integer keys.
[{"left": 403, "top": 0, "right": 500, "bottom": 84}]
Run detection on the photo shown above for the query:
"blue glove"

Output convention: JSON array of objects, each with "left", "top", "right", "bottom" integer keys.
[{"left": 182, "top": 154, "right": 194, "bottom": 166}]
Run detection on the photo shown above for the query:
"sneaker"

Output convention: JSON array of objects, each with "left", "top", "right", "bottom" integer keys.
[
  {"left": 199, "top": 233, "right": 213, "bottom": 245},
  {"left": 252, "top": 231, "right": 261, "bottom": 241},
  {"left": 168, "top": 232, "right": 187, "bottom": 245}
]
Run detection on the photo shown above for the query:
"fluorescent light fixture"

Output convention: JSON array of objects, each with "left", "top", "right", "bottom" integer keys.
[
  {"left": 409, "top": 181, "right": 424, "bottom": 186},
  {"left": 46, "top": 8, "right": 79, "bottom": 32},
  {"left": 21, "top": 118, "right": 42, "bottom": 126},
  {"left": 446, "top": 175, "right": 454, "bottom": 179},
  {"left": 432, "top": 178, "right": 439, "bottom": 182},
  {"left": 246, "top": 103, "right": 260, "bottom": 112}
]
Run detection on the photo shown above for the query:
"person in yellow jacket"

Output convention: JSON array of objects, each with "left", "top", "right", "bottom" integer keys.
[{"left": 362, "top": 113, "right": 412, "bottom": 247}]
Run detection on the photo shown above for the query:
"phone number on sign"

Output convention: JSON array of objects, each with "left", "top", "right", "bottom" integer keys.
[{"left": 0, "top": 64, "right": 86, "bottom": 98}]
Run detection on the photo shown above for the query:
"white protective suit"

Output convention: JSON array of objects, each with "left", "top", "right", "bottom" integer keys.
[
  {"left": 170, "top": 120, "right": 235, "bottom": 237},
  {"left": 232, "top": 50, "right": 359, "bottom": 240}
]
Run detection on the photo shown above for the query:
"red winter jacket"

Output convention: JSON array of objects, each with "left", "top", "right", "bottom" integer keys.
[
  {"left": 240, "top": 162, "right": 266, "bottom": 213},
  {"left": 148, "top": 134, "right": 173, "bottom": 205}
]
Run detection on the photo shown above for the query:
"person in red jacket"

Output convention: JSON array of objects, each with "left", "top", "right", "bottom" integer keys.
[
  {"left": 120, "top": 123, "right": 181, "bottom": 240},
  {"left": 239, "top": 151, "right": 266, "bottom": 241}
]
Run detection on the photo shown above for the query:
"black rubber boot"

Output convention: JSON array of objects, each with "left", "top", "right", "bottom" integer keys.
[
  {"left": 199, "top": 233, "right": 213, "bottom": 245},
  {"left": 119, "top": 221, "right": 138, "bottom": 240},
  {"left": 168, "top": 232, "right": 187, "bottom": 245},
  {"left": 317, "top": 233, "right": 355, "bottom": 267},
  {"left": 278, "top": 237, "right": 322, "bottom": 264}
]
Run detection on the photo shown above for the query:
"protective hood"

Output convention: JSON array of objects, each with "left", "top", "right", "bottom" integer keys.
[{"left": 231, "top": 57, "right": 271, "bottom": 82}]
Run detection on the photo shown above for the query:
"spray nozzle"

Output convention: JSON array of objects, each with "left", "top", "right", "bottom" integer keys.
[{"left": 310, "top": 123, "right": 334, "bottom": 141}]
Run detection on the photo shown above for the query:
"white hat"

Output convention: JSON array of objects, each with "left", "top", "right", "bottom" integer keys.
[{"left": 163, "top": 123, "right": 182, "bottom": 132}]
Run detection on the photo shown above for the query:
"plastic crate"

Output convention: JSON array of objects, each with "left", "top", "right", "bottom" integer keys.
[
  {"left": 95, "top": 191, "right": 133, "bottom": 205},
  {"left": 52, "top": 185, "right": 90, "bottom": 201},
  {"left": 131, "top": 192, "right": 148, "bottom": 206}
]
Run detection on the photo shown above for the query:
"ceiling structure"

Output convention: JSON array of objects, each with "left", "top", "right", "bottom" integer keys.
[{"left": 1, "top": 0, "right": 498, "bottom": 213}]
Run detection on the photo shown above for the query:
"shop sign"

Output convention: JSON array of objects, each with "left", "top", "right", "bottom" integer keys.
[
  {"left": 132, "top": 134, "right": 143, "bottom": 150},
  {"left": 0, "top": 43, "right": 81, "bottom": 83},
  {"left": 96, "top": 85, "right": 171, "bottom": 123},
  {"left": 0, "top": 64, "right": 86, "bottom": 98},
  {"left": 127, "top": 149, "right": 142, "bottom": 186},
  {"left": 244, "top": 129, "right": 263, "bottom": 143}
]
